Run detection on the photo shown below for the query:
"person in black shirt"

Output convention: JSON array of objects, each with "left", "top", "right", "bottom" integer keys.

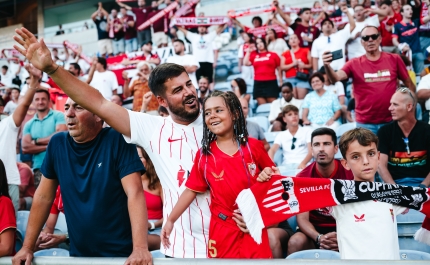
[
  {"left": 377, "top": 88, "right": 430, "bottom": 188},
  {"left": 91, "top": 2, "right": 113, "bottom": 56}
]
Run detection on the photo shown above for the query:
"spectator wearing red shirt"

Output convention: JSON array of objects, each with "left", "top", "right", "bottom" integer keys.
[
  {"left": 148, "top": 1, "right": 169, "bottom": 48},
  {"left": 0, "top": 159, "right": 16, "bottom": 257},
  {"left": 244, "top": 37, "right": 281, "bottom": 105},
  {"left": 323, "top": 26, "right": 415, "bottom": 134},
  {"left": 120, "top": 7, "right": 138, "bottom": 52},
  {"left": 17, "top": 162, "right": 35, "bottom": 210},
  {"left": 287, "top": 128, "right": 353, "bottom": 255},
  {"left": 281, "top": 34, "right": 312, "bottom": 99},
  {"left": 380, "top": 0, "right": 403, "bottom": 53},
  {"left": 116, "top": 0, "right": 153, "bottom": 48},
  {"left": 110, "top": 9, "right": 125, "bottom": 55}
]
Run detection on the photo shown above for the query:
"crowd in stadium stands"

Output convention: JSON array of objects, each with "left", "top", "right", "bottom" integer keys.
[{"left": 1, "top": 0, "right": 430, "bottom": 263}]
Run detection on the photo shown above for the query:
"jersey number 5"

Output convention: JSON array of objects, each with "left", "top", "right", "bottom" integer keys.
[{"left": 208, "top": 239, "right": 217, "bottom": 258}]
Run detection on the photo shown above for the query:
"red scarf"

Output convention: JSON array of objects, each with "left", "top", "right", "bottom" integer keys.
[
  {"left": 137, "top": 2, "right": 178, "bottom": 31},
  {"left": 236, "top": 176, "right": 430, "bottom": 245},
  {"left": 171, "top": 16, "right": 230, "bottom": 27}
]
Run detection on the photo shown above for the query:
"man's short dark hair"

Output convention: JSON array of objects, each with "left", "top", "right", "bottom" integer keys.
[
  {"left": 280, "top": 82, "right": 293, "bottom": 91},
  {"left": 173, "top": 39, "right": 185, "bottom": 46},
  {"left": 299, "top": 8, "right": 311, "bottom": 15},
  {"left": 70, "top": 63, "right": 81, "bottom": 75},
  {"left": 35, "top": 89, "right": 50, "bottom": 100},
  {"left": 251, "top": 16, "right": 262, "bottom": 25},
  {"left": 1, "top": 65, "right": 7, "bottom": 70},
  {"left": 148, "top": 63, "right": 187, "bottom": 97},
  {"left": 97, "top": 57, "right": 107, "bottom": 70},
  {"left": 339, "top": 128, "right": 378, "bottom": 159},
  {"left": 281, "top": 105, "right": 299, "bottom": 116},
  {"left": 0, "top": 97, "right": 5, "bottom": 107},
  {"left": 311, "top": 127, "right": 337, "bottom": 145},
  {"left": 321, "top": 18, "right": 334, "bottom": 28},
  {"left": 380, "top": 0, "right": 392, "bottom": 7},
  {"left": 11, "top": 87, "right": 20, "bottom": 93}
]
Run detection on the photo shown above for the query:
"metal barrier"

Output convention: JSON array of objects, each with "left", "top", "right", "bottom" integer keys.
[{"left": 0, "top": 258, "right": 429, "bottom": 265}]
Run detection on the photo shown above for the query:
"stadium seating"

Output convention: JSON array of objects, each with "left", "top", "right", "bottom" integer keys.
[
  {"left": 214, "top": 81, "right": 231, "bottom": 92},
  {"left": 151, "top": 250, "right": 166, "bottom": 258},
  {"left": 247, "top": 116, "right": 269, "bottom": 132},
  {"left": 16, "top": 211, "right": 30, "bottom": 239},
  {"left": 399, "top": 249, "right": 430, "bottom": 260},
  {"left": 335, "top": 122, "right": 356, "bottom": 141},
  {"left": 397, "top": 210, "right": 430, "bottom": 252},
  {"left": 274, "top": 148, "right": 283, "bottom": 166},
  {"left": 255, "top": 103, "right": 272, "bottom": 117},
  {"left": 55, "top": 212, "right": 68, "bottom": 234},
  {"left": 34, "top": 248, "right": 70, "bottom": 257},
  {"left": 264, "top": 132, "right": 280, "bottom": 145},
  {"left": 286, "top": 249, "right": 340, "bottom": 259}
]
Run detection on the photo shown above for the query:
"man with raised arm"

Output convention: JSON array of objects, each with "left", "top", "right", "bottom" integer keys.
[
  {"left": 0, "top": 64, "right": 41, "bottom": 213},
  {"left": 13, "top": 27, "right": 215, "bottom": 258}
]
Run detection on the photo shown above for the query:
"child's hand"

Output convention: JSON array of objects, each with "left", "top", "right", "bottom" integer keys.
[
  {"left": 161, "top": 221, "right": 174, "bottom": 249},
  {"left": 232, "top": 209, "right": 249, "bottom": 234},
  {"left": 257, "top": 166, "right": 280, "bottom": 182}
]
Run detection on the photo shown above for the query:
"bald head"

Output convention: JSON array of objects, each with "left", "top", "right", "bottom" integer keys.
[{"left": 393, "top": 89, "right": 415, "bottom": 106}]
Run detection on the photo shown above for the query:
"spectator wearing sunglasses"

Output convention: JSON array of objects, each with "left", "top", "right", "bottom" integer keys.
[
  {"left": 311, "top": 6, "right": 355, "bottom": 72},
  {"left": 392, "top": 4, "right": 429, "bottom": 75},
  {"left": 268, "top": 105, "right": 312, "bottom": 171},
  {"left": 322, "top": 26, "right": 415, "bottom": 134},
  {"left": 377, "top": 88, "right": 430, "bottom": 188}
]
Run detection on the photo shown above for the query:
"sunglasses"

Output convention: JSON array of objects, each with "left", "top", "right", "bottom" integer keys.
[
  {"left": 291, "top": 137, "right": 297, "bottom": 150},
  {"left": 362, "top": 34, "right": 379, "bottom": 41},
  {"left": 403, "top": 137, "right": 410, "bottom": 155},
  {"left": 397, "top": 87, "right": 416, "bottom": 106}
]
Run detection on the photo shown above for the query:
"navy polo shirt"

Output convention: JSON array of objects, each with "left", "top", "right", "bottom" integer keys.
[
  {"left": 41, "top": 127, "right": 145, "bottom": 257},
  {"left": 393, "top": 19, "right": 422, "bottom": 53}
]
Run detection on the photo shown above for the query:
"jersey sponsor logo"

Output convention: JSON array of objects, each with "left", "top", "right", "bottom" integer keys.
[
  {"left": 363, "top": 70, "right": 391, "bottom": 83},
  {"left": 354, "top": 214, "right": 365, "bottom": 222},
  {"left": 211, "top": 170, "right": 224, "bottom": 181},
  {"left": 168, "top": 136, "right": 183, "bottom": 143}
]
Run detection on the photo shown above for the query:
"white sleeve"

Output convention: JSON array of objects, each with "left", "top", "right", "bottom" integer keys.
[
  {"left": 417, "top": 75, "right": 430, "bottom": 92},
  {"left": 335, "top": 82, "right": 345, "bottom": 96},
  {"left": 4, "top": 102, "right": 12, "bottom": 114},
  {"left": 110, "top": 71, "right": 119, "bottom": 90},
  {"left": 238, "top": 44, "right": 245, "bottom": 59},
  {"left": 206, "top": 31, "right": 218, "bottom": 42},
  {"left": 340, "top": 24, "right": 352, "bottom": 44},
  {"left": 122, "top": 109, "right": 164, "bottom": 148},
  {"left": 268, "top": 100, "right": 280, "bottom": 122},
  {"left": 186, "top": 31, "right": 199, "bottom": 43},
  {"left": 273, "top": 131, "right": 285, "bottom": 146},
  {"left": 189, "top": 55, "right": 200, "bottom": 68},
  {"left": 288, "top": 27, "right": 294, "bottom": 36},
  {"left": 305, "top": 127, "right": 312, "bottom": 143},
  {"left": 311, "top": 40, "right": 319, "bottom": 58}
]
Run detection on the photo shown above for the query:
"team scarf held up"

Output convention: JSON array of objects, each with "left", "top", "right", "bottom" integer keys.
[
  {"left": 171, "top": 16, "right": 230, "bottom": 27},
  {"left": 236, "top": 176, "right": 430, "bottom": 245}
]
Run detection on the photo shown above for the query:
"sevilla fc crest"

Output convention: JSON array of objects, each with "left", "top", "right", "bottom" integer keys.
[{"left": 248, "top": 162, "right": 256, "bottom": 177}]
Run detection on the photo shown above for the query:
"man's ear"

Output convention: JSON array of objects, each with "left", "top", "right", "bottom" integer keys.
[
  {"left": 94, "top": 115, "right": 103, "bottom": 123},
  {"left": 340, "top": 158, "right": 350, "bottom": 171},
  {"left": 156, "top": 95, "right": 168, "bottom": 108}
]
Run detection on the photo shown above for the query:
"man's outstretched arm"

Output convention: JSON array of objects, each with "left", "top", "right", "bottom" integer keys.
[{"left": 13, "top": 27, "right": 132, "bottom": 138}]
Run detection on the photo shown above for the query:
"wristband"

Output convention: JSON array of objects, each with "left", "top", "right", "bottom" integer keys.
[
  {"left": 149, "top": 222, "right": 155, "bottom": 231},
  {"left": 46, "top": 65, "right": 60, "bottom": 75}
]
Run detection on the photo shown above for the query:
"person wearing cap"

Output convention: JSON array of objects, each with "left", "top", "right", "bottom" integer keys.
[
  {"left": 311, "top": 6, "right": 355, "bottom": 72},
  {"left": 4, "top": 87, "right": 20, "bottom": 115},
  {"left": 121, "top": 40, "right": 161, "bottom": 66},
  {"left": 178, "top": 23, "right": 226, "bottom": 87}
]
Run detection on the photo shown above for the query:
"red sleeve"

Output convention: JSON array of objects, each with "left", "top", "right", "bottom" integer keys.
[
  {"left": 273, "top": 52, "right": 280, "bottom": 67},
  {"left": 341, "top": 59, "right": 354, "bottom": 77},
  {"left": 396, "top": 54, "right": 410, "bottom": 82},
  {"left": 50, "top": 188, "right": 61, "bottom": 215},
  {"left": 185, "top": 150, "right": 209, "bottom": 193},
  {"left": 151, "top": 54, "right": 160, "bottom": 59},
  {"left": 244, "top": 26, "right": 251, "bottom": 33},
  {"left": 249, "top": 51, "right": 257, "bottom": 64},
  {"left": 0, "top": 196, "right": 16, "bottom": 234}
]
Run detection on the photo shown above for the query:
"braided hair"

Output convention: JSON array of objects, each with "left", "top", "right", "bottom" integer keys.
[{"left": 201, "top": 91, "right": 249, "bottom": 155}]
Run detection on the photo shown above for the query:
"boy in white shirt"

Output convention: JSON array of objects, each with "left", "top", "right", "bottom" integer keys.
[
  {"left": 327, "top": 128, "right": 406, "bottom": 260},
  {"left": 268, "top": 105, "right": 313, "bottom": 170}
]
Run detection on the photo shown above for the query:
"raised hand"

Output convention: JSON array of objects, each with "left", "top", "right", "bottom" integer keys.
[
  {"left": 13, "top": 28, "right": 56, "bottom": 73},
  {"left": 24, "top": 64, "right": 43, "bottom": 89}
]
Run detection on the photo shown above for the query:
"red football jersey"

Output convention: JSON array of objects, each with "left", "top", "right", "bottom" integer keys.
[{"left": 0, "top": 195, "right": 16, "bottom": 256}]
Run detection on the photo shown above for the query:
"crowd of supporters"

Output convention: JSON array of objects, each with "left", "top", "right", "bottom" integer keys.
[{"left": 1, "top": 0, "right": 430, "bottom": 263}]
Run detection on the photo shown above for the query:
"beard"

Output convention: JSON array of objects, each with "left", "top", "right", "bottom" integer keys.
[
  {"left": 316, "top": 152, "right": 334, "bottom": 166},
  {"left": 166, "top": 95, "right": 200, "bottom": 123}
]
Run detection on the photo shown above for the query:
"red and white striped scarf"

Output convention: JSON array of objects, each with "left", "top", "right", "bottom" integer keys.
[{"left": 170, "top": 16, "right": 230, "bottom": 27}]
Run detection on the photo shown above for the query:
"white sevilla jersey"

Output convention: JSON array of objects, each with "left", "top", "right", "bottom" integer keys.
[{"left": 124, "top": 110, "right": 210, "bottom": 258}]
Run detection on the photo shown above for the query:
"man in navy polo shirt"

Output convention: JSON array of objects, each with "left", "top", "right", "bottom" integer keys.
[
  {"left": 392, "top": 4, "right": 429, "bottom": 74},
  {"left": 12, "top": 98, "right": 152, "bottom": 265}
]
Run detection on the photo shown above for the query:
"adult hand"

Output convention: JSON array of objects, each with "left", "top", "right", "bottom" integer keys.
[
  {"left": 302, "top": 35, "right": 313, "bottom": 42},
  {"left": 160, "top": 220, "right": 173, "bottom": 249},
  {"left": 319, "top": 232, "right": 338, "bottom": 251},
  {"left": 12, "top": 246, "right": 34, "bottom": 265},
  {"left": 292, "top": 60, "right": 298, "bottom": 67},
  {"left": 257, "top": 166, "right": 280, "bottom": 182},
  {"left": 325, "top": 118, "right": 334, "bottom": 126},
  {"left": 321, "top": 51, "right": 332, "bottom": 66},
  {"left": 14, "top": 28, "right": 57, "bottom": 73},
  {"left": 24, "top": 64, "right": 42, "bottom": 89},
  {"left": 273, "top": 0, "right": 279, "bottom": 7},
  {"left": 124, "top": 247, "right": 153, "bottom": 265},
  {"left": 38, "top": 233, "right": 67, "bottom": 249},
  {"left": 402, "top": 45, "right": 410, "bottom": 53},
  {"left": 122, "top": 71, "right": 129, "bottom": 81},
  {"left": 340, "top": 5, "right": 349, "bottom": 13},
  {"left": 142, "top": 91, "right": 153, "bottom": 105},
  {"left": 232, "top": 209, "right": 249, "bottom": 233},
  {"left": 121, "top": 58, "right": 131, "bottom": 65},
  {"left": 298, "top": 61, "right": 305, "bottom": 69}
]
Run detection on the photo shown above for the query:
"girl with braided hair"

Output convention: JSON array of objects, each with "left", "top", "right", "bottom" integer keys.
[
  {"left": 161, "top": 91, "right": 275, "bottom": 258},
  {"left": 0, "top": 159, "right": 16, "bottom": 257}
]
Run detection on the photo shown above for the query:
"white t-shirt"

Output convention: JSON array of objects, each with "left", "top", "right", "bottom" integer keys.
[
  {"left": 347, "top": 16, "right": 380, "bottom": 59},
  {"left": 123, "top": 110, "right": 210, "bottom": 258},
  {"left": 4, "top": 101, "right": 18, "bottom": 114},
  {"left": 0, "top": 72, "right": 14, "bottom": 87},
  {"left": 166, "top": 55, "right": 200, "bottom": 88},
  {"left": 417, "top": 74, "right": 430, "bottom": 110},
  {"left": 0, "top": 116, "right": 21, "bottom": 185},
  {"left": 329, "top": 200, "right": 405, "bottom": 260},
  {"left": 311, "top": 25, "right": 351, "bottom": 71},
  {"left": 89, "top": 70, "right": 119, "bottom": 100},
  {"left": 274, "top": 126, "right": 312, "bottom": 165},
  {"left": 268, "top": 97, "right": 303, "bottom": 122},
  {"left": 186, "top": 31, "right": 218, "bottom": 63},
  {"left": 268, "top": 38, "right": 289, "bottom": 57},
  {"left": 324, "top": 82, "right": 345, "bottom": 99}
]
